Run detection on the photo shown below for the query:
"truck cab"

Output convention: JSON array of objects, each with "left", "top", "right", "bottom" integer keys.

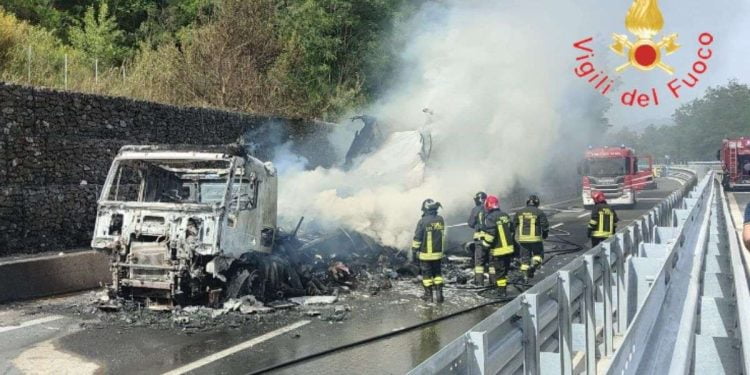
[
  {"left": 91, "top": 145, "right": 277, "bottom": 307},
  {"left": 579, "top": 146, "right": 655, "bottom": 207}
]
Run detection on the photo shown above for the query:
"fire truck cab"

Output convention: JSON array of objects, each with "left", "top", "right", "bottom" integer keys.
[
  {"left": 579, "top": 146, "right": 655, "bottom": 207},
  {"left": 719, "top": 137, "right": 750, "bottom": 190}
]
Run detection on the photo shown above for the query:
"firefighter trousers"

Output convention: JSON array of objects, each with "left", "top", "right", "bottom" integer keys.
[
  {"left": 489, "top": 255, "right": 512, "bottom": 287},
  {"left": 519, "top": 241, "right": 544, "bottom": 269},
  {"left": 420, "top": 260, "right": 443, "bottom": 287},
  {"left": 474, "top": 241, "right": 489, "bottom": 276}
]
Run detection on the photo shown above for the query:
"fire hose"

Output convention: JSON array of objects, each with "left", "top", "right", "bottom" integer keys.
[{"left": 246, "top": 231, "right": 588, "bottom": 373}]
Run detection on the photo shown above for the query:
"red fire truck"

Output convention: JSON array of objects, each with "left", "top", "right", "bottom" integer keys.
[
  {"left": 579, "top": 146, "right": 655, "bottom": 207},
  {"left": 719, "top": 137, "right": 750, "bottom": 190}
]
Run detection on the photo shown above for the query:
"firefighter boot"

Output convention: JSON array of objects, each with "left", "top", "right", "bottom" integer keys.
[
  {"left": 497, "top": 278, "right": 508, "bottom": 298},
  {"left": 488, "top": 267, "right": 497, "bottom": 287},
  {"left": 435, "top": 285, "right": 445, "bottom": 303},
  {"left": 500, "top": 286, "right": 508, "bottom": 298},
  {"left": 527, "top": 266, "right": 536, "bottom": 280},
  {"left": 520, "top": 263, "right": 534, "bottom": 281},
  {"left": 422, "top": 286, "right": 433, "bottom": 302},
  {"left": 532, "top": 255, "right": 543, "bottom": 269},
  {"left": 474, "top": 271, "right": 484, "bottom": 286}
]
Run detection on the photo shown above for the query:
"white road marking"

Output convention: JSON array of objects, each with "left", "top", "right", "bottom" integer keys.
[
  {"left": 551, "top": 223, "right": 564, "bottom": 229},
  {"left": 637, "top": 197, "right": 666, "bottom": 201},
  {"left": 0, "top": 315, "right": 63, "bottom": 334},
  {"left": 162, "top": 320, "right": 311, "bottom": 375},
  {"left": 577, "top": 212, "right": 590, "bottom": 218},
  {"left": 541, "top": 197, "right": 582, "bottom": 208},
  {"left": 665, "top": 177, "right": 687, "bottom": 186}
]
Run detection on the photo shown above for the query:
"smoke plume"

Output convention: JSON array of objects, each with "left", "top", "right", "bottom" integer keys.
[{"left": 277, "top": 0, "right": 613, "bottom": 248}]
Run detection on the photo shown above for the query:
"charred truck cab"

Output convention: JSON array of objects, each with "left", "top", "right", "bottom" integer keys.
[
  {"left": 579, "top": 146, "right": 655, "bottom": 208},
  {"left": 92, "top": 145, "right": 277, "bottom": 308}
]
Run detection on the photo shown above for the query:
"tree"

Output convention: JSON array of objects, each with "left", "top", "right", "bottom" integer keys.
[
  {"left": 604, "top": 127, "right": 640, "bottom": 148},
  {"left": 0, "top": 0, "right": 70, "bottom": 36},
  {"left": 605, "top": 81, "right": 750, "bottom": 163},
  {"left": 274, "top": 0, "right": 408, "bottom": 119},
  {"left": 68, "top": 3, "right": 124, "bottom": 65},
  {"left": 672, "top": 81, "right": 750, "bottom": 160}
]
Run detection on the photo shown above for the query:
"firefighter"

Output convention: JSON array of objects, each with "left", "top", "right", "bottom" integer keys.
[
  {"left": 468, "top": 191, "right": 488, "bottom": 285},
  {"left": 514, "top": 194, "right": 549, "bottom": 279},
  {"left": 588, "top": 191, "right": 619, "bottom": 247},
  {"left": 479, "top": 195, "right": 515, "bottom": 297},
  {"left": 412, "top": 199, "right": 446, "bottom": 303}
]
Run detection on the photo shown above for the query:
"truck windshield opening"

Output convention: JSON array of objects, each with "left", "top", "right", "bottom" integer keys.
[{"left": 104, "top": 159, "right": 234, "bottom": 204}]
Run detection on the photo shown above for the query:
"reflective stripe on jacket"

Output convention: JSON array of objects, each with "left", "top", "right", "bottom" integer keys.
[
  {"left": 482, "top": 209, "right": 515, "bottom": 256},
  {"left": 514, "top": 206, "right": 549, "bottom": 243},
  {"left": 412, "top": 212, "right": 445, "bottom": 261},
  {"left": 589, "top": 203, "right": 618, "bottom": 238},
  {"left": 468, "top": 205, "right": 486, "bottom": 240}
]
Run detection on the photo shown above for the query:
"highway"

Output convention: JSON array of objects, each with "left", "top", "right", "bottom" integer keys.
[{"left": 0, "top": 178, "right": 686, "bottom": 375}]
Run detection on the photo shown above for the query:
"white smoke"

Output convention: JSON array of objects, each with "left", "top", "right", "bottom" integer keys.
[
  {"left": 277, "top": 0, "right": 614, "bottom": 248},
  {"left": 271, "top": 142, "right": 309, "bottom": 176}
]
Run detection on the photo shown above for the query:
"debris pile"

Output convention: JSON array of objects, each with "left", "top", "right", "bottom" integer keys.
[
  {"left": 219, "top": 227, "right": 414, "bottom": 304},
  {"left": 83, "top": 227, "right": 428, "bottom": 329}
]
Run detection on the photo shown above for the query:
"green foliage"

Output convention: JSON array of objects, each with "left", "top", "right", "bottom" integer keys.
[
  {"left": 0, "top": 0, "right": 70, "bottom": 35},
  {"left": 68, "top": 3, "right": 124, "bottom": 65},
  {"left": 273, "top": 0, "right": 407, "bottom": 118},
  {"left": 0, "top": 7, "right": 86, "bottom": 88},
  {"left": 0, "top": 0, "right": 422, "bottom": 119},
  {"left": 605, "top": 81, "right": 750, "bottom": 162}
]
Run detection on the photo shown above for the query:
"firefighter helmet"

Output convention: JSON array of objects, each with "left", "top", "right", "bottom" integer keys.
[
  {"left": 526, "top": 194, "right": 540, "bottom": 207},
  {"left": 421, "top": 199, "right": 441, "bottom": 212},
  {"left": 592, "top": 190, "right": 606, "bottom": 204},
  {"left": 484, "top": 195, "right": 500, "bottom": 211},
  {"left": 474, "top": 191, "right": 487, "bottom": 206}
]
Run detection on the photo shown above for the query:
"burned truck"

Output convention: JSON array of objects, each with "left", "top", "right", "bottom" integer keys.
[{"left": 91, "top": 145, "right": 277, "bottom": 308}]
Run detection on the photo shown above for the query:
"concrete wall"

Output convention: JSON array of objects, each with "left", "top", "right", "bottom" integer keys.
[
  {"left": 0, "top": 82, "right": 335, "bottom": 256},
  {"left": 0, "top": 251, "right": 110, "bottom": 303}
]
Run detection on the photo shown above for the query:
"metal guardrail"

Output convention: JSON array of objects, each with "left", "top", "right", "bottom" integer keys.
[
  {"left": 409, "top": 168, "right": 705, "bottom": 375},
  {"left": 609, "top": 170, "right": 749, "bottom": 374},
  {"left": 721, "top": 182, "right": 750, "bottom": 374}
]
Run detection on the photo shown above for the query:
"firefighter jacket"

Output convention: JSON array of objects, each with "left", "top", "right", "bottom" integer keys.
[
  {"left": 588, "top": 203, "right": 619, "bottom": 238},
  {"left": 514, "top": 206, "right": 549, "bottom": 243},
  {"left": 412, "top": 211, "right": 445, "bottom": 261},
  {"left": 481, "top": 209, "right": 515, "bottom": 256},
  {"left": 468, "top": 205, "right": 486, "bottom": 240}
]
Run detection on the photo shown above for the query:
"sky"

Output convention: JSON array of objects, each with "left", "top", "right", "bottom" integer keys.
[
  {"left": 557, "top": 0, "right": 750, "bottom": 128},
  {"left": 276, "top": 0, "right": 750, "bottom": 247}
]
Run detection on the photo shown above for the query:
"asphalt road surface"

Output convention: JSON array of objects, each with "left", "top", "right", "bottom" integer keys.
[{"left": 0, "top": 178, "right": 686, "bottom": 375}]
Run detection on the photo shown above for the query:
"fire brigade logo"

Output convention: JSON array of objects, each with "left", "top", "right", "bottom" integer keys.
[
  {"left": 572, "top": 0, "right": 715, "bottom": 108},
  {"left": 610, "top": 0, "right": 680, "bottom": 74}
]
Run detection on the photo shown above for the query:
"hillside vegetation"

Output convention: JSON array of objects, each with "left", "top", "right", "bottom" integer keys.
[{"left": 0, "top": 0, "right": 419, "bottom": 120}]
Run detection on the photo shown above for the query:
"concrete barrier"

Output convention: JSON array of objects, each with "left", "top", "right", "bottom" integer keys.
[{"left": 0, "top": 250, "right": 110, "bottom": 303}]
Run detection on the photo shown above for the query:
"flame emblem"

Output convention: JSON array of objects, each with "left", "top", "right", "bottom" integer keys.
[{"left": 610, "top": 0, "right": 680, "bottom": 74}]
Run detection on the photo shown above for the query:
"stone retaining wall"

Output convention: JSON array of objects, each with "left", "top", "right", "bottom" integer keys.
[{"left": 0, "top": 82, "right": 334, "bottom": 255}]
